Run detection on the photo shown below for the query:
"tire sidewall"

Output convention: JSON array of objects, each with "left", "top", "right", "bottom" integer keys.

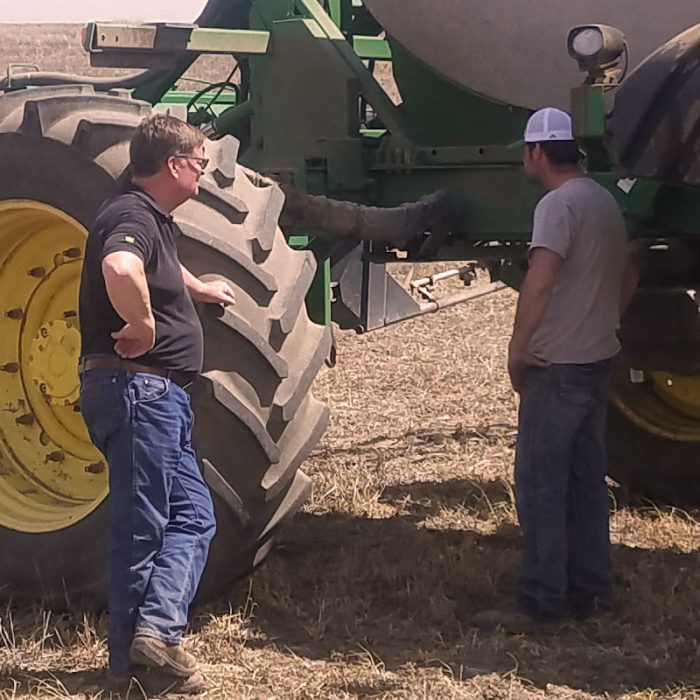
[{"left": 0, "top": 132, "right": 120, "bottom": 607}]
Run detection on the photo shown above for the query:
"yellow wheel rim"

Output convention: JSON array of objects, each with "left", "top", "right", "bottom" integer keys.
[
  {"left": 0, "top": 200, "right": 107, "bottom": 533},
  {"left": 611, "top": 366, "right": 700, "bottom": 442}
]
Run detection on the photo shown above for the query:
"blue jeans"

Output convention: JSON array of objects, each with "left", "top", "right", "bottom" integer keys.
[
  {"left": 79, "top": 369, "right": 216, "bottom": 675},
  {"left": 514, "top": 360, "right": 614, "bottom": 620}
]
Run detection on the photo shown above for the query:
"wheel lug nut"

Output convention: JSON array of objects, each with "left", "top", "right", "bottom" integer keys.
[
  {"left": 5, "top": 308, "right": 23, "bottom": 320},
  {"left": 85, "top": 461, "right": 106, "bottom": 474}
]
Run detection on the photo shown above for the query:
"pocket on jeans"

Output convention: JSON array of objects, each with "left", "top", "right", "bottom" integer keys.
[
  {"left": 80, "top": 374, "right": 125, "bottom": 449},
  {"left": 130, "top": 374, "right": 169, "bottom": 403},
  {"left": 557, "top": 366, "right": 597, "bottom": 405}
]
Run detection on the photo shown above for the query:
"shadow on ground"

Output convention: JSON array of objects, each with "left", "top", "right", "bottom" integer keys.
[
  {"left": 379, "top": 476, "right": 514, "bottom": 520},
  {"left": 1, "top": 478, "right": 697, "bottom": 698},
  {"left": 0, "top": 668, "right": 198, "bottom": 699},
  {"left": 225, "top": 478, "right": 700, "bottom": 697}
]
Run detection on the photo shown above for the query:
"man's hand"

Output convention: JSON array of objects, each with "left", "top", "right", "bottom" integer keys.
[
  {"left": 111, "top": 319, "right": 156, "bottom": 359},
  {"left": 507, "top": 247, "right": 561, "bottom": 392},
  {"left": 193, "top": 280, "right": 236, "bottom": 306},
  {"left": 102, "top": 251, "right": 155, "bottom": 358},
  {"left": 508, "top": 344, "right": 551, "bottom": 393},
  {"left": 181, "top": 265, "right": 235, "bottom": 306}
]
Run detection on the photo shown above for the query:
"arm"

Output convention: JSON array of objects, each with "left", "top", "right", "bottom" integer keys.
[
  {"left": 508, "top": 247, "right": 563, "bottom": 392},
  {"left": 102, "top": 251, "right": 155, "bottom": 358},
  {"left": 181, "top": 264, "right": 207, "bottom": 299},
  {"left": 181, "top": 264, "right": 236, "bottom": 306}
]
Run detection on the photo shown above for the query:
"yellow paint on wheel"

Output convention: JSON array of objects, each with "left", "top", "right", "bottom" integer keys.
[
  {"left": 650, "top": 371, "right": 700, "bottom": 421},
  {"left": 611, "top": 366, "right": 700, "bottom": 442},
  {"left": 0, "top": 200, "right": 108, "bottom": 533}
]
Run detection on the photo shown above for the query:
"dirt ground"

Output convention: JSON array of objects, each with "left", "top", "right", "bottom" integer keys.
[{"left": 0, "top": 24, "right": 699, "bottom": 700}]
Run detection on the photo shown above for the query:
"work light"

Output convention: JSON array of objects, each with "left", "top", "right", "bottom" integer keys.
[{"left": 567, "top": 24, "right": 626, "bottom": 84}]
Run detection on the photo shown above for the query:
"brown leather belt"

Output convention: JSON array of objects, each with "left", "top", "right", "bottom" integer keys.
[{"left": 78, "top": 355, "right": 197, "bottom": 389}]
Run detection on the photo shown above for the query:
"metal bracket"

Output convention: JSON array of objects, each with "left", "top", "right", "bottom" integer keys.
[
  {"left": 85, "top": 23, "right": 270, "bottom": 69},
  {"left": 331, "top": 243, "right": 505, "bottom": 332}
]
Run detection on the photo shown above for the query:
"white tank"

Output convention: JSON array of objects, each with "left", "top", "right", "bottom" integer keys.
[{"left": 363, "top": 0, "right": 699, "bottom": 109}]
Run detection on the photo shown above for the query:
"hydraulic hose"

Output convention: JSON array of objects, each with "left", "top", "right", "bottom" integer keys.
[{"left": 280, "top": 184, "right": 458, "bottom": 246}]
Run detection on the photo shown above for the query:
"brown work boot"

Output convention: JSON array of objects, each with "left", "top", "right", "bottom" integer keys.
[
  {"left": 471, "top": 604, "right": 564, "bottom": 634},
  {"left": 107, "top": 669, "right": 207, "bottom": 696},
  {"left": 129, "top": 635, "right": 197, "bottom": 677},
  {"left": 141, "top": 670, "right": 208, "bottom": 696}
]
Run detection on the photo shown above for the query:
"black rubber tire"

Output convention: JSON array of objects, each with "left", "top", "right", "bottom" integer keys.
[
  {"left": 0, "top": 86, "right": 329, "bottom": 606},
  {"left": 607, "top": 403, "right": 700, "bottom": 506}
]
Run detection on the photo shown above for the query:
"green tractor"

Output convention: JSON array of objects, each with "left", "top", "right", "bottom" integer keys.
[{"left": 0, "top": 0, "right": 698, "bottom": 606}]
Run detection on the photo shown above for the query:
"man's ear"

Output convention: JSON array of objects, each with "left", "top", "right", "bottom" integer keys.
[{"left": 166, "top": 156, "right": 179, "bottom": 179}]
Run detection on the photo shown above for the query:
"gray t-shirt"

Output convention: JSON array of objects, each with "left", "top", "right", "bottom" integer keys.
[{"left": 528, "top": 177, "right": 628, "bottom": 364}]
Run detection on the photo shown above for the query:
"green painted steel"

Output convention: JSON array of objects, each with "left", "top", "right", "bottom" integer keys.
[
  {"left": 86, "top": 23, "right": 270, "bottom": 55},
  {"left": 389, "top": 39, "right": 531, "bottom": 147},
  {"left": 87, "top": 0, "right": 699, "bottom": 321},
  {"left": 352, "top": 36, "right": 391, "bottom": 60},
  {"left": 289, "top": 236, "right": 333, "bottom": 325}
]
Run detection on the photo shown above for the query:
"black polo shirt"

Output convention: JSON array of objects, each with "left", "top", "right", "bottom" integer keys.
[{"left": 79, "top": 183, "right": 204, "bottom": 373}]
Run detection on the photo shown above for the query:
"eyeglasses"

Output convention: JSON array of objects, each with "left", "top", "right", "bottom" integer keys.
[{"left": 173, "top": 154, "right": 210, "bottom": 171}]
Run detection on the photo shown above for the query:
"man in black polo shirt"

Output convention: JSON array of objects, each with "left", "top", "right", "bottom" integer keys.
[{"left": 79, "top": 113, "right": 235, "bottom": 693}]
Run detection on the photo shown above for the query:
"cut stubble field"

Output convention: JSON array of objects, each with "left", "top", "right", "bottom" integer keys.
[{"left": 0, "top": 24, "right": 699, "bottom": 700}]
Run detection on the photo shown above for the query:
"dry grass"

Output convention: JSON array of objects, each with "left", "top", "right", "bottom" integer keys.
[
  {"left": 0, "top": 25, "right": 235, "bottom": 91},
  {"left": 1, "top": 26, "right": 699, "bottom": 700}
]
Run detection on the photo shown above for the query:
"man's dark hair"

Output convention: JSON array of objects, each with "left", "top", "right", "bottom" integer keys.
[
  {"left": 527, "top": 140, "right": 582, "bottom": 166},
  {"left": 130, "top": 113, "right": 205, "bottom": 177}
]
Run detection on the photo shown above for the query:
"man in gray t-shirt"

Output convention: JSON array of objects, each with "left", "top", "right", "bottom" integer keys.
[
  {"left": 475, "top": 108, "right": 638, "bottom": 632},
  {"left": 527, "top": 177, "right": 628, "bottom": 364}
]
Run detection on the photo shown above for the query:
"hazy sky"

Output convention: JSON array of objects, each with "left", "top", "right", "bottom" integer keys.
[{"left": 1, "top": 1, "right": 210, "bottom": 23}]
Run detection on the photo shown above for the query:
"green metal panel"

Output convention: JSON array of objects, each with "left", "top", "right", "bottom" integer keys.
[
  {"left": 571, "top": 86, "right": 606, "bottom": 139},
  {"left": 571, "top": 85, "right": 610, "bottom": 171},
  {"left": 288, "top": 236, "right": 332, "bottom": 325},
  {"left": 377, "top": 165, "right": 543, "bottom": 242},
  {"left": 158, "top": 90, "right": 238, "bottom": 106},
  {"left": 353, "top": 36, "right": 391, "bottom": 60},
  {"left": 327, "top": 0, "right": 352, "bottom": 28},
  {"left": 251, "top": 0, "right": 297, "bottom": 29},
  {"left": 84, "top": 0, "right": 700, "bottom": 325},
  {"left": 389, "top": 39, "right": 531, "bottom": 147},
  {"left": 86, "top": 23, "right": 270, "bottom": 60},
  {"left": 246, "top": 17, "right": 362, "bottom": 183},
  {"left": 295, "top": 0, "right": 410, "bottom": 145},
  {"left": 187, "top": 28, "right": 270, "bottom": 54}
]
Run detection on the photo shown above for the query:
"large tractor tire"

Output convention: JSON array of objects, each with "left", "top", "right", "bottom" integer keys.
[
  {"left": 0, "top": 87, "right": 329, "bottom": 606},
  {"left": 604, "top": 289, "right": 700, "bottom": 505},
  {"left": 607, "top": 404, "right": 700, "bottom": 505},
  {"left": 607, "top": 364, "right": 700, "bottom": 505}
]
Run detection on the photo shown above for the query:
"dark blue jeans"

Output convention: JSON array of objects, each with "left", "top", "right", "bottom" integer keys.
[
  {"left": 79, "top": 369, "right": 216, "bottom": 675},
  {"left": 514, "top": 360, "right": 614, "bottom": 620}
]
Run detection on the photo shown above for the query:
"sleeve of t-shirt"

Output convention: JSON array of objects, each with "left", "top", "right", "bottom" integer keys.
[
  {"left": 101, "top": 212, "right": 155, "bottom": 265},
  {"left": 530, "top": 193, "right": 572, "bottom": 260}
]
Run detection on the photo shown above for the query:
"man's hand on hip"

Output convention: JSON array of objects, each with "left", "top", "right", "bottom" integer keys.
[
  {"left": 111, "top": 319, "right": 156, "bottom": 359},
  {"left": 508, "top": 345, "right": 551, "bottom": 393}
]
